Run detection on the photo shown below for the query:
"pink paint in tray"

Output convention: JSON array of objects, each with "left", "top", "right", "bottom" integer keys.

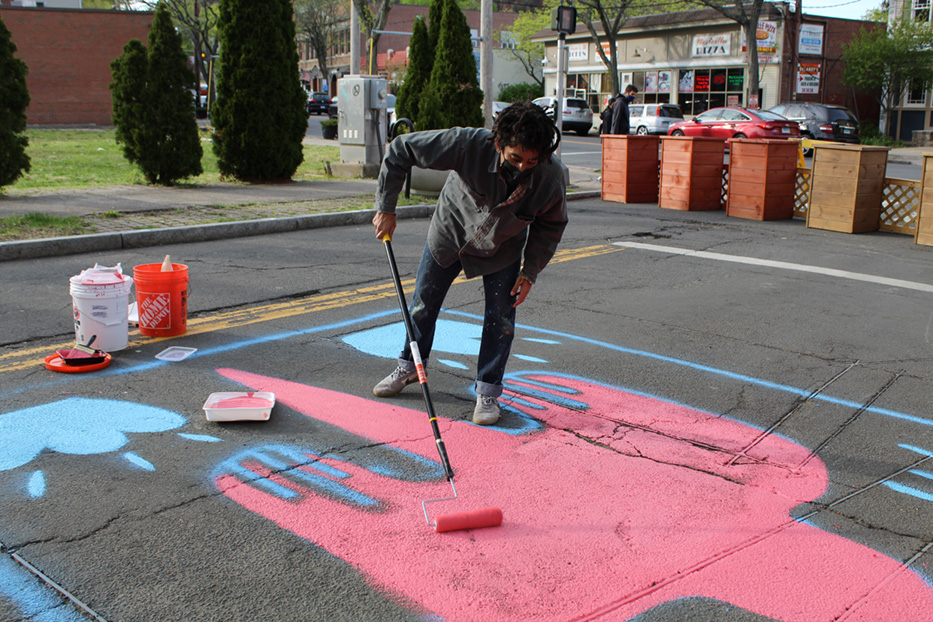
[{"left": 203, "top": 391, "right": 275, "bottom": 422}]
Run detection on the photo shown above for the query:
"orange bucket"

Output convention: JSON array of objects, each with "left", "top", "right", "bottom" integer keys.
[{"left": 133, "top": 263, "right": 188, "bottom": 337}]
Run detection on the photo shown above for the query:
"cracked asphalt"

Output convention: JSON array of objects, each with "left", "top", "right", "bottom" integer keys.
[{"left": 0, "top": 182, "right": 932, "bottom": 620}]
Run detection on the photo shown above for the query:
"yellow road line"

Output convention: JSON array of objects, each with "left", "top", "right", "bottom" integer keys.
[{"left": 0, "top": 244, "right": 624, "bottom": 374}]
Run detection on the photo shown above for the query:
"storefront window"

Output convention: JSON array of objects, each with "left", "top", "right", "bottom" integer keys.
[
  {"left": 678, "top": 67, "right": 745, "bottom": 115},
  {"left": 641, "top": 70, "right": 672, "bottom": 104}
]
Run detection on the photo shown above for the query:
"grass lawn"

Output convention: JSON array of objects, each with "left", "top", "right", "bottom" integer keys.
[
  {"left": 4, "top": 128, "right": 342, "bottom": 193},
  {"left": 0, "top": 128, "right": 428, "bottom": 241}
]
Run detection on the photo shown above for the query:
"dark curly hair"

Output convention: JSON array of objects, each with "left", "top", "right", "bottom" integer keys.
[{"left": 490, "top": 101, "right": 560, "bottom": 163}]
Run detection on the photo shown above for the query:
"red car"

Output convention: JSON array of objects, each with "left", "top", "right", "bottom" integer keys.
[{"left": 667, "top": 106, "right": 800, "bottom": 140}]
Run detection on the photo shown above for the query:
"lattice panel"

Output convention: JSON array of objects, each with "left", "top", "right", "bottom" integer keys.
[
  {"left": 880, "top": 178, "right": 920, "bottom": 235},
  {"left": 721, "top": 165, "right": 728, "bottom": 207},
  {"left": 794, "top": 167, "right": 811, "bottom": 219}
]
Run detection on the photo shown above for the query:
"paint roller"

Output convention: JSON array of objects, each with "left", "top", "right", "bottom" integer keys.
[{"left": 381, "top": 235, "right": 503, "bottom": 533}]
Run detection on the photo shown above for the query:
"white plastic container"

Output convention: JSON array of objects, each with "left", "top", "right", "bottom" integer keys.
[
  {"left": 203, "top": 392, "right": 275, "bottom": 422},
  {"left": 70, "top": 264, "right": 134, "bottom": 352}
]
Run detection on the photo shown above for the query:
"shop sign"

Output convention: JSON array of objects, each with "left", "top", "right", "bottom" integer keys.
[
  {"left": 797, "top": 62, "right": 820, "bottom": 94},
  {"left": 742, "top": 21, "right": 778, "bottom": 54},
  {"left": 600, "top": 42, "right": 619, "bottom": 58},
  {"left": 798, "top": 24, "right": 824, "bottom": 55},
  {"left": 568, "top": 43, "right": 588, "bottom": 62},
  {"left": 693, "top": 33, "right": 731, "bottom": 57}
]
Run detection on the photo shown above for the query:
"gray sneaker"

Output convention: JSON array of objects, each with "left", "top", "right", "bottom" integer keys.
[
  {"left": 373, "top": 366, "right": 418, "bottom": 397},
  {"left": 473, "top": 395, "right": 501, "bottom": 425}
]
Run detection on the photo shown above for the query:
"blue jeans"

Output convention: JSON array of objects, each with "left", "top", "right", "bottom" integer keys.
[{"left": 397, "top": 244, "right": 520, "bottom": 398}]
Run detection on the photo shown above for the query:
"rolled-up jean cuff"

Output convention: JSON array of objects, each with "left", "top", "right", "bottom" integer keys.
[{"left": 475, "top": 381, "right": 503, "bottom": 398}]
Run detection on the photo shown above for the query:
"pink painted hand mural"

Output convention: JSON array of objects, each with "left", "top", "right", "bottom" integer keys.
[{"left": 212, "top": 369, "right": 933, "bottom": 621}]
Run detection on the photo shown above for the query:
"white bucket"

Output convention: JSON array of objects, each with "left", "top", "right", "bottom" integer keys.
[{"left": 70, "top": 264, "right": 134, "bottom": 352}]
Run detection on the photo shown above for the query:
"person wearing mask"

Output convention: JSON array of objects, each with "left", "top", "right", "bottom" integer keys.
[
  {"left": 610, "top": 85, "right": 639, "bottom": 135},
  {"left": 370, "top": 101, "right": 568, "bottom": 425}
]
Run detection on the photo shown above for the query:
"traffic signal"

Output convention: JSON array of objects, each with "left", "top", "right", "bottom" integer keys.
[{"left": 551, "top": 6, "right": 576, "bottom": 34}]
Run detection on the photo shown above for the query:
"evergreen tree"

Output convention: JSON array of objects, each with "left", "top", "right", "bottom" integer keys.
[
  {"left": 427, "top": 0, "right": 443, "bottom": 53},
  {"left": 212, "top": 0, "right": 307, "bottom": 181},
  {"left": 110, "top": 3, "right": 202, "bottom": 185},
  {"left": 418, "top": 0, "right": 483, "bottom": 130},
  {"left": 395, "top": 16, "right": 429, "bottom": 125},
  {"left": 0, "top": 14, "right": 30, "bottom": 188}
]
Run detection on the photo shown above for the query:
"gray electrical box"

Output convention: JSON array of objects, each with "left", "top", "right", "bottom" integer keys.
[{"left": 336, "top": 76, "right": 387, "bottom": 178}]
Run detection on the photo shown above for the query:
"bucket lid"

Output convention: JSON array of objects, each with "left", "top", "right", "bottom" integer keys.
[{"left": 70, "top": 263, "right": 129, "bottom": 286}]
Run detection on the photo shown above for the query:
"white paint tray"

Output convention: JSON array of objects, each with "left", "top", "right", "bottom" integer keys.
[{"left": 203, "top": 391, "right": 275, "bottom": 422}]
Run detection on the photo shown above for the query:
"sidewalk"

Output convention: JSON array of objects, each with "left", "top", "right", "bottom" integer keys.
[
  {"left": 0, "top": 134, "right": 601, "bottom": 261},
  {"left": 0, "top": 138, "right": 918, "bottom": 261}
]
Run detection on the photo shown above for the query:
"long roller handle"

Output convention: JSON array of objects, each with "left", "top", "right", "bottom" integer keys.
[{"left": 382, "top": 235, "right": 455, "bottom": 480}]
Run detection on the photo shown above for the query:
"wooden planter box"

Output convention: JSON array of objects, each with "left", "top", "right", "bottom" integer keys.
[
  {"left": 917, "top": 153, "right": 933, "bottom": 246},
  {"left": 659, "top": 136, "right": 726, "bottom": 211},
  {"left": 806, "top": 143, "right": 889, "bottom": 233},
  {"left": 601, "top": 135, "right": 660, "bottom": 203},
  {"left": 726, "top": 139, "right": 798, "bottom": 220}
]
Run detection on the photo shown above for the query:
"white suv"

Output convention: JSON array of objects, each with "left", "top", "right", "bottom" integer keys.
[
  {"left": 628, "top": 104, "right": 684, "bottom": 135},
  {"left": 532, "top": 97, "right": 594, "bottom": 135}
]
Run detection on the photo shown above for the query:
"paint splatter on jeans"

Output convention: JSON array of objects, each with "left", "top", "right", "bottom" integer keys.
[{"left": 398, "top": 244, "right": 519, "bottom": 397}]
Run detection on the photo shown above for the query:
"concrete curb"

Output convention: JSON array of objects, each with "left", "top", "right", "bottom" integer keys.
[
  {"left": 0, "top": 192, "right": 600, "bottom": 261},
  {"left": 0, "top": 205, "right": 433, "bottom": 262}
]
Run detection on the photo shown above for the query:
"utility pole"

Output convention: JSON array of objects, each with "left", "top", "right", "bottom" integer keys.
[
  {"left": 480, "top": 0, "right": 493, "bottom": 128},
  {"left": 350, "top": 0, "right": 361, "bottom": 74},
  {"left": 194, "top": 0, "right": 200, "bottom": 95}
]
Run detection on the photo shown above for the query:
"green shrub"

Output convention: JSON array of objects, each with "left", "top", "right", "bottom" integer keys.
[
  {"left": 417, "top": 0, "right": 483, "bottom": 130},
  {"left": 0, "top": 14, "right": 30, "bottom": 188},
  {"left": 212, "top": 0, "right": 308, "bottom": 181},
  {"left": 859, "top": 122, "right": 906, "bottom": 147},
  {"left": 110, "top": 3, "right": 202, "bottom": 185},
  {"left": 497, "top": 83, "right": 543, "bottom": 103},
  {"left": 395, "top": 16, "right": 429, "bottom": 124}
]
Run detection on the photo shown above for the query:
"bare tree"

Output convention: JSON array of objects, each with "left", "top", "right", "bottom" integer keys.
[
  {"left": 687, "top": 0, "right": 766, "bottom": 107},
  {"left": 575, "top": 0, "right": 637, "bottom": 98},
  {"left": 82, "top": 0, "right": 139, "bottom": 8},
  {"left": 294, "top": 0, "right": 346, "bottom": 87},
  {"left": 352, "top": 0, "right": 392, "bottom": 74},
  {"left": 498, "top": 9, "right": 545, "bottom": 89},
  {"left": 137, "top": 0, "right": 221, "bottom": 96}
]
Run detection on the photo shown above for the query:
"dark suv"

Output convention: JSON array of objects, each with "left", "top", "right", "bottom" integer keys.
[
  {"left": 767, "top": 102, "right": 859, "bottom": 154},
  {"left": 306, "top": 92, "right": 332, "bottom": 115}
]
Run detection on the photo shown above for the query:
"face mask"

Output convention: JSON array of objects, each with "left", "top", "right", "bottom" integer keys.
[
  {"left": 626, "top": 94, "right": 636, "bottom": 103},
  {"left": 501, "top": 158, "right": 530, "bottom": 183}
]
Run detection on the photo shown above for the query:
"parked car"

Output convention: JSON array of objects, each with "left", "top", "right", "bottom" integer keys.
[
  {"left": 386, "top": 93, "right": 396, "bottom": 126},
  {"left": 667, "top": 107, "right": 800, "bottom": 140},
  {"left": 628, "top": 103, "right": 684, "bottom": 135},
  {"left": 767, "top": 102, "right": 859, "bottom": 155},
  {"left": 532, "top": 96, "right": 594, "bottom": 135},
  {"left": 306, "top": 91, "right": 332, "bottom": 115},
  {"left": 492, "top": 101, "right": 510, "bottom": 117}
]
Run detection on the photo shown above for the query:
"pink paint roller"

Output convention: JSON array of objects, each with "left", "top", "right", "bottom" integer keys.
[{"left": 382, "top": 235, "right": 503, "bottom": 533}]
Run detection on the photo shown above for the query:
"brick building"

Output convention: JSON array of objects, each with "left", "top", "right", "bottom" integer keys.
[{"left": 0, "top": 6, "right": 153, "bottom": 125}]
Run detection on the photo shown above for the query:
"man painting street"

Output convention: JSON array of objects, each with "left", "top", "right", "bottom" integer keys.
[{"left": 371, "top": 102, "right": 568, "bottom": 425}]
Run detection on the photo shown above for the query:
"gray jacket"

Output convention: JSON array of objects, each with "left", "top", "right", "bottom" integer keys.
[{"left": 375, "top": 127, "right": 568, "bottom": 283}]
